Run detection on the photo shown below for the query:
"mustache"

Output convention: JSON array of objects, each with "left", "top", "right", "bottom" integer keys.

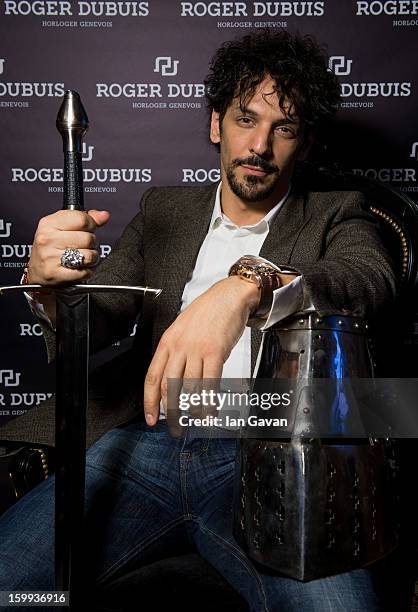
[{"left": 231, "top": 156, "right": 279, "bottom": 174}]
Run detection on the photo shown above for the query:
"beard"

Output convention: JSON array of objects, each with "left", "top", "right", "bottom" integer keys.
[{"left": 225, "top": 156, "right": 281, "bottom": 203}]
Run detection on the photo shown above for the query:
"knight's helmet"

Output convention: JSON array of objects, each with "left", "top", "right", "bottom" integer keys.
[{"left": 233, "top": 169, "right": 418, "bottom": 581}]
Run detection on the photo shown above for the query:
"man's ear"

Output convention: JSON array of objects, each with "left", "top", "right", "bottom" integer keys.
[
  {"left": 297, "top": 130, "right": 315, "bottom": 162},
  {"left": 210, "top": 110, "right": 221, "bottom": 144}
]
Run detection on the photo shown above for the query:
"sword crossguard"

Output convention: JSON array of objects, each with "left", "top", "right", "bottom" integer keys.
[{"left": 0, "top": 284, "right": 162, "bottom": 299}]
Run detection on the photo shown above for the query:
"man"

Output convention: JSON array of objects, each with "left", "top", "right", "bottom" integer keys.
[{"left": 0, "top": 30, "right": 396, "bottom": 610}]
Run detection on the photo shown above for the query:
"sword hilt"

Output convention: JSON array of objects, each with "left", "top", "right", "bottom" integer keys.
[{"left": 56, "top": 90, "right": 88, "bottom": 211}]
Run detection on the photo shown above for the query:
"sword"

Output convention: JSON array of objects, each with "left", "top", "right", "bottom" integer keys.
[
  {"left": 0, "top": 91, "right": 161, "bottom": 610},
  {"left": 53, "top": 89, "right": 90, "bottom": 609},
  {"left": 54, "top": 90, "right": 162, "bottom": 608}
]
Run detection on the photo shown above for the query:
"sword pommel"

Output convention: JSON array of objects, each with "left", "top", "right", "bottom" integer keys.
[{"left": 56, "top": 90, "right": 89, "bottom": 154}]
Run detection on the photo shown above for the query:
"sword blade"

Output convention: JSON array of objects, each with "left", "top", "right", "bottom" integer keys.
[{"left": 54, "top": 291, "right": 89, "bottom": 605}]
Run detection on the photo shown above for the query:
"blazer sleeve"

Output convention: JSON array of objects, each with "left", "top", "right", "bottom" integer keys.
[{"left": 290, "top": 193, "right": 397, "bottom": 318}]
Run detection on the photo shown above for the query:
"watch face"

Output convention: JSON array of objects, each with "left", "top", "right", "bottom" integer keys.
[
  {"left": 256, "top": 265, "right": 277, "bottom": 276},
  {"left": 241, "top": 270, "right": 253, "bottom": 280}
]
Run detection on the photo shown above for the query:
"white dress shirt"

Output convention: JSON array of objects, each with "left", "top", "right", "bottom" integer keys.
[{"left": 179, "top": 182, "right": 306, "bottom": 380}]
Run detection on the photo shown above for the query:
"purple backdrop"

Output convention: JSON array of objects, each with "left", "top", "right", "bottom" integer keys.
[{"left": 1, "top": 0, "right": 418, "bottom": 421}]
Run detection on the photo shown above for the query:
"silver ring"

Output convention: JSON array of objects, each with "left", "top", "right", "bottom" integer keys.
[{"left": 60, "top": 248, "right": 85, "bottom": 269}]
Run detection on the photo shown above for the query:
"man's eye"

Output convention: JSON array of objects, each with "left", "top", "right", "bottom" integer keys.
[
  {"left": 237, "top": 117, "right": 253, "bottom": 125},
  {"left": 276, "top": 126, "right": 296, "bottom": 137}
]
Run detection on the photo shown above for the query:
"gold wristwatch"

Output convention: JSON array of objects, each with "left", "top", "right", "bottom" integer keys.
[{"left": 228, "top": 255, "right": 282, "bottom": 319}]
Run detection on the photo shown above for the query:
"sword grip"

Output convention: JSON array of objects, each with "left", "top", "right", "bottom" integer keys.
[
  {"left": 63, "top": 151, "right": 84, "bottom": 211},
  {"left": 57, "top": 90, "right": 88, "bottom": 212}
]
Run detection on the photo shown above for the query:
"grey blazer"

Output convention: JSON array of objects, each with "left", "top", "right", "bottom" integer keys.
[{"left": 0, "top": 182, "right": 396, "bottom": 448}]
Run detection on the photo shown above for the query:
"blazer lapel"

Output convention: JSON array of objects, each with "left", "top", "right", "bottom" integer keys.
[
  {"left": 251, "top": 188, "right": 310, "bottom": 374},
  {"left": 259, "top": 188, "right": 308, "bottom": 264},
  {"left": 154, "top": 183, "right": 218, "bottom": 336}
]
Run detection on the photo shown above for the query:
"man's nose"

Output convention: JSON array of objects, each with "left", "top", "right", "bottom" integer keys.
[{"left": 249, "top": 126, "right": 273, "bottom": 158}]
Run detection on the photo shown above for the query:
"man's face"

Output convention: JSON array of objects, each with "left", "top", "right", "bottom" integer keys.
[{"left": 210, "top": 76, "right": 312, "bottom": 204}]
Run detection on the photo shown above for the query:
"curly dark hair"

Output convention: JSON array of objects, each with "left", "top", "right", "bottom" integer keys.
[{"left": 204, "top": 30, "right": 340, "bottom": 135}]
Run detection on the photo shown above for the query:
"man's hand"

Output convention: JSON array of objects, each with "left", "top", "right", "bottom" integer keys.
[
  {"left": 26, "top": 209, "right": 110, "bottom": 323},
  {"left": 27, "top": 209, "right": 110, "bottom": 284},
  {"left": 143, "top": 276, "right": 259, "bottom": 426}
]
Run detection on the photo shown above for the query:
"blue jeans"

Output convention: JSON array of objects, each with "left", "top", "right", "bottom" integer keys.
[{"left": 0, "top": 419, "right": 384, "bottom": 611}]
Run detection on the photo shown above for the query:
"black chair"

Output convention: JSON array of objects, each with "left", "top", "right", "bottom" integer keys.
[
  {"left": 2, "top": 166, "right": 418, "bottom": 612},
  {"left": 92, "top": 167, "right": 418, "bottom": 611},
  {"left": 93, "top": 167, "right": 418, "bottom": 611}
]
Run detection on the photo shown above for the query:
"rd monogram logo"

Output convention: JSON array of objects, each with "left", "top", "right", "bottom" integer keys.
[
  {"left": 328, "top": 56, "right": 353, "bottom": 76},
  {"left": 0, "top": 370, "right": 21, "bottom": 387},
  {"left": 154, "top": 56, "right": 179, "bottom": 77},
  {"left": 82, "top": 142, "right": 94, "bottom": 162},
  {"left": 0, "top": 219, "right": 12, "bottom": 239},
  {"left": 410, "top": 143, "right": 418, "bottom": 161}
]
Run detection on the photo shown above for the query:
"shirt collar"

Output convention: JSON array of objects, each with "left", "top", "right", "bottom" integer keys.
[{"left": 210, "top": 181, "right": 291, "bottom": 231}]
